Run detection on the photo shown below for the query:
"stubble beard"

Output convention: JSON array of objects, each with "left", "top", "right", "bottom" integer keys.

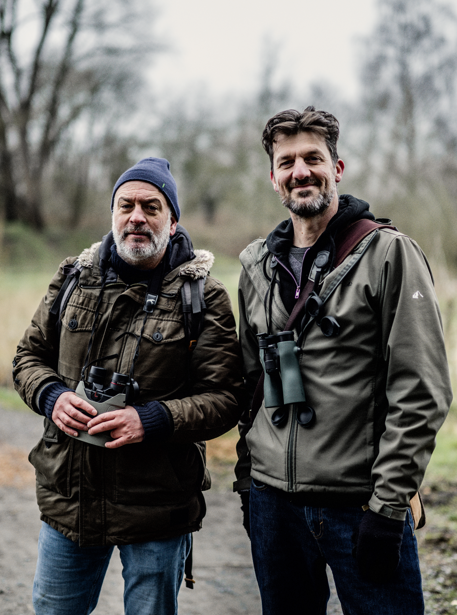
[
  {"left": 281, "top": 180, "right": 336, "bottom": 219},
  {"left": 112, "top": 214, "right": 172, "bottom": 266}
]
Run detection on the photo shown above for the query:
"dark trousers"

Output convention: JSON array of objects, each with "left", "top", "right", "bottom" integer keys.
[{"left": 250, "top": 483, "right": 424, "bottom": 615}]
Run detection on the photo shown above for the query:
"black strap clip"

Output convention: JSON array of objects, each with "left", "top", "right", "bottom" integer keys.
[{"left": 144, "top": 293, "right": 158, "bottom": 313}]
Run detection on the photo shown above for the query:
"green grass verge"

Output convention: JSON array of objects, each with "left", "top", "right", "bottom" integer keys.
[
  {"left": 211, "top": 255, "right": 241, "bottom": 317},
  {"left": 425, "top": 406, "right": 457, "bottom": 481},
  {"left": 0, "top": 386, "right": 30, "bottom": 412}
]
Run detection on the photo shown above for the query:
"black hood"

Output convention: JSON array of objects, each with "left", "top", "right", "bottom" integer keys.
[
  {"left": 98, "top": 223, "right": 196, "bottom": 279},
  {"left": 266, "top": 194, "right": 374, "bottom": 268},
  {"left": 266, "top": 195, "right": 375, "bottom": 315}
]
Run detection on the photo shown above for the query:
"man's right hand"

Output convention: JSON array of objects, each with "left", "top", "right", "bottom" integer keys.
[{"left": 52, "top": 392, "right": 97, "bottom": 437}]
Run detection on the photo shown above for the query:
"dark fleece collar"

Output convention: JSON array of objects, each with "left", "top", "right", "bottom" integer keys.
[
  {"left": 266, "top": 194, "right": 374, "bottom": 270},
  {"left": 266, "top": 195, "right": 375, "bottom": 315}
]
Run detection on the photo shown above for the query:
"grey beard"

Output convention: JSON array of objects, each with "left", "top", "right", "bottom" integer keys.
[
  {"left": 282, "top": 186, "right": 335, "bottom": 219},
  {"left": 112, "top": 215, "right": 171, "bottom": 266}
]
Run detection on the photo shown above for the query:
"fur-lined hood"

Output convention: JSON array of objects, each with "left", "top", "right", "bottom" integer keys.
[
  {"left": 178, "top": 249, "right": 214, "bottom": 279},
  {"left": 78, "top": 224, "right": 214, "bottom": 280}
]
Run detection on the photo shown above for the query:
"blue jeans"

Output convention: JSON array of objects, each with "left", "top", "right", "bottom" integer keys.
[
  {"left": 33, "top": 522, "right": 191, "bottom": 615},
  {"left": 250, "top": 483, "right": 424, "bottom": 615}
]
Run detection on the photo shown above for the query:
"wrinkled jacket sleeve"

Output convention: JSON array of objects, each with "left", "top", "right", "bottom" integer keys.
[
  {"left": 233, "top": 266, "right": 263, "bottom": 491},
  {"left": 369, "top": 235, "right": 452, "bottom": 519},
  {"left": 163, "top": 277, "right": 245, "bottom": 443},
  {"left": 13, "top": 259, "right": 75, "bottom": 413}
]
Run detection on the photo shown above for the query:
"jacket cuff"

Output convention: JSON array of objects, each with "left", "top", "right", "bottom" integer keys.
[
  {"left": 368, "top": 493, "right": 407, "bottom": 521},
  {"left": 233, "top": 477, "right": 252, "bottom": 492},
  {"left": 134, "top": 402, "right": 173, "bottom": 442},
  {"left": 39, "top": 382, "right": 73, "bottom": 420}
]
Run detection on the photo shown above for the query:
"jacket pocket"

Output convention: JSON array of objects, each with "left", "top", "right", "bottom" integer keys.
[
  {"left": 135, "top": 316, "right": 189, "bottom": 396},
  {"left": 193, "top": 441, "right": 211, "bottom": 491},
  {"left": 28, "top": 422, "right": 74, "bottom": 497},
  {"left": 59, "top": 299, "right": 104, "bottom": 383}
]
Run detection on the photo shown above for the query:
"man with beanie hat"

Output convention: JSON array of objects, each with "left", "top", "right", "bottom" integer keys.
[
  {"left": 234, "top": 108, "right": 452, "bottom": 614},
  {"left": 14, "top": 157, "right": 244, "bottom": 614}
]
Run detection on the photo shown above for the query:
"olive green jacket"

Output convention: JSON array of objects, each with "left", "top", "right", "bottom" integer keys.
[
  {"left": 14, "top": 241, "right": 243, "bottom": 546},
  {"left": 234, "top": 227, "right": 452, "bottom": 520}
]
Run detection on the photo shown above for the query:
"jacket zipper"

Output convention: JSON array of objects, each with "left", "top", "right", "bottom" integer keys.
[
  {"left": 275, "top": 254, "right": 307, "bottom": 490},
  {"left": 287, "top": 405, "right": 298, "bottom": 492},
  {"left": 275, "top": 257, "right": 301, "bottom": 298},
  {"left": 275, "top": 252, "right": 309, "bottom": 299}
]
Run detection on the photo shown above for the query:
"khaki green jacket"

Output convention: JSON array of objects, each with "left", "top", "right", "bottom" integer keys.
[
  {"left": 235, "top": 227, "right": 452, "bottom": 520},
  {"left": 14, "top": 242, "right": 243, "bottom": 546}
]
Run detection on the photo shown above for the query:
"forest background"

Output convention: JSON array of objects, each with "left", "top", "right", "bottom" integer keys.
[{"left": 1, "top": 0, "right": 457, "bottom": 459}]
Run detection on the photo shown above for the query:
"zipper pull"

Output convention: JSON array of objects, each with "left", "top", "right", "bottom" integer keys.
[{"left": 295, "top": 286, "right": 300, "bottom": 299}]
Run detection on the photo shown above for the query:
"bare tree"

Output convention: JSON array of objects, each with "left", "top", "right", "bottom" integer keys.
[
  {"left": 0, "top": 0, "right": 160, "bottom": 230},
  {"left": 355, "top": 0, "right": 457, "bottom": 196}
]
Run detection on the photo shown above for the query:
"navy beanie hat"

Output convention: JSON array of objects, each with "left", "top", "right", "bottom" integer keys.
[{"left": 111, "top": 157, "right": 180, "bottom": 221}]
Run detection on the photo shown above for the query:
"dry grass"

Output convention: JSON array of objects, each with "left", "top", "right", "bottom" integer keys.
[
  {"left": 206, "top": 428, "right": 238, "bottom": 463},
  {"left": 0, "top": 269, "right": 57, "bottom": 387}
]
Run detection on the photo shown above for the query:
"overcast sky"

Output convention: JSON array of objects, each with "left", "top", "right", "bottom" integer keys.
[
  {"left": 150, "top": 0, "right": 457, "bottom": 107},
  {"left": 151, "top": 0, "right": 378, "bottom": 102}
]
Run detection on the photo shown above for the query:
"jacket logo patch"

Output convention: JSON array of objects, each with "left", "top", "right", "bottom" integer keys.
[{"left": 412, "top": 291, "right": 424, "bottom": 299}]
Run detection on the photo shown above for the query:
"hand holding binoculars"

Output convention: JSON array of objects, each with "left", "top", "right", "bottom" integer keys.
[
  {"left": 71, "top": 366, "right": 140, "bottom": 447},
  {"left": 258, "top": 332, "right": 315, "bottom": 428}
]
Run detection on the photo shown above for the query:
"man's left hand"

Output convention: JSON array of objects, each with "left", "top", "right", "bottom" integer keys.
[
  {"left": 353, "top": 509, "right": 405, "bottom": 583},
  {"left": 87, "top": 406, "right": 145, "bottom": 448}
]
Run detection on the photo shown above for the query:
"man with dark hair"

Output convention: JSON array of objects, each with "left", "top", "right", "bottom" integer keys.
[
  {"left": 234, "top": 106, "right": 452, "bottom": 614},
  {"left": 13, "top": 157, "right": 243, "bottom": 615}
]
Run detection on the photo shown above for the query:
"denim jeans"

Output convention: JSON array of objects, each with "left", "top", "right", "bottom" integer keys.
[
  {"left": 250, "top": 482, "right": 424, "bottom": 615},
  {"left": 33, "top": 522, "right": 191, "bottom": 615}
]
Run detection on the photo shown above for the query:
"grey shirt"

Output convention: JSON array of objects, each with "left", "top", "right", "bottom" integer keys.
[{"left": 288, "top": 246, "right": 308, "bottom": 283}]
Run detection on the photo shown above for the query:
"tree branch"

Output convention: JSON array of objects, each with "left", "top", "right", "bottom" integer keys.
[{"left": 38, "top": 0, "right": 84, "bottom": 167}]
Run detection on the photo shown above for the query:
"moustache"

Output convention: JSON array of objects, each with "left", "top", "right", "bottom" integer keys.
[
  {"left": 122, "top": 226, "right": 153, "bottom": 240},
  {"left": 288, "top": 178, "right": 321, "bottom": 189}
]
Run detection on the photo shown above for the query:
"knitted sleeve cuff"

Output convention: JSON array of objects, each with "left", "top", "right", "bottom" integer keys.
[
  {"left": 134, "top": 401, "right": 173, "bottom": 442},
  {"left": 39, "top": 382, "right": 73, "bottom": 421}
]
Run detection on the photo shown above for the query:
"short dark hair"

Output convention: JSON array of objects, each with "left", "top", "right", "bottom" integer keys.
[{"left": 261, "top": 106, "right": 340, "bottom": 170}]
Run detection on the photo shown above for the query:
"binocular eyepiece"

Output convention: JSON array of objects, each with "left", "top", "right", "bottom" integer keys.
[
  {"left": 258, "top": 332, "right": 315, "bottom": 429},
  {"left": 84, "top": 366, "right": 139, "bottom": 405},
  {"left": 305, "top": 292, "right": 341, "bottom": 338}
]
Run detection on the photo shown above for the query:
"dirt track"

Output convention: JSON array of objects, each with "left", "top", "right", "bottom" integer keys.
[{"left": 0, "top": 406, "right": 344, "bottom": 614}]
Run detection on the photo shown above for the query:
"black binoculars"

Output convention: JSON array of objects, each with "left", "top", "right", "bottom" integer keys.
[
  {"left": 258, "top": 332, "right": 315, "bottom": 428},
  {"left": 83, "top": 366, "right": 139, "bottom": 406},
  {"left": 72, "top": 366, "right": 139, "bottom": 447}
]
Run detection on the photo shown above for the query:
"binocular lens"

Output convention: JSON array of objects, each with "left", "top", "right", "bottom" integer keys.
[
  {"left": 87, "top": 366, "right": 107, "bottom": 386},
  {"left": 306, "top": 293, "right": 323, "bottom": 319},
  {"left": 111, "top": 372, "right": 129, "bottom": 386},
  {"left": 271, "top": 407, "right": 288, "bottom": 427},
  {"left": 271, "top": 404, "right": 315, "bottom": 428},
  {"left": 320, "top": 316, "right": 341, "bottom": 338},
  {"left": 297, "top": 404, "right": 315, "bottom": 426}
]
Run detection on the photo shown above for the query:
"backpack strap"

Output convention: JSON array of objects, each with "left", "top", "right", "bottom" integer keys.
[
  {"left": 335, "top": 219, "right": 396, "bottom": 265},
  {"left": 181, "top": 277, "right": 207, "bottom": 353},
  {"left": 50, "top": 261, "right": 83, "bottom": 336}
]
